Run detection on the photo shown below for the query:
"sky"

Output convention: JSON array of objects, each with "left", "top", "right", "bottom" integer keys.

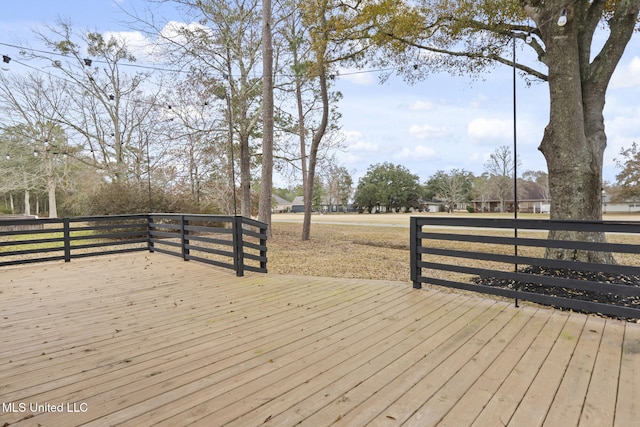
[{"left": 1, "top": 0, "right": 639, "bottom": 187}]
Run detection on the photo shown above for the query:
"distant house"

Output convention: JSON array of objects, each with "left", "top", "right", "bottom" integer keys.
[
  {"left": 291, "top": 196, "right": 305, "bottom": 213},
  {"left": 605, "top": 202, "right": 640, "bottom": 213},
  {"left": 290, "top": 196, "right": 355, "bottom": 213},
  {"left": 272, "top": 195, "right": 293, "bottom": 213},
  {"left": 471, "top": 198, "right": 550, "bottom": 213},
  {"left": 602, "top": 192, "right": 640, "bottom": 213},
  {"left": 417, "top": 198, "right": 444, "bottom": 213}
]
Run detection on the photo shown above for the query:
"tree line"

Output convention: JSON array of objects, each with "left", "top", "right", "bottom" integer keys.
[{"left": 351, "top": 147, "right": 548, "bottom": 214}]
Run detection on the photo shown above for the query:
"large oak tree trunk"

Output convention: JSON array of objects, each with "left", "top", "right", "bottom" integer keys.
[{"left": 534, "top": 1, "right": 634, "bottom": 263}]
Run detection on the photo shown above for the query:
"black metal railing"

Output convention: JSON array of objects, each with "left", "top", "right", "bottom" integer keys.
[
  {"left": 147, "top": 214, "right": 267, "bottom": 275},
  {"left": 0, "top": 214, "right": 267, "bottom": 276},
  {"left": 410, "top": 217, "right": 640, "bottom": 319}
]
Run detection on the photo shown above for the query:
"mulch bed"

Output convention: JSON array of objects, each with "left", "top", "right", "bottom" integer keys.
[{"left": 473, "top": 265, "right": 640, "bottom": 322}]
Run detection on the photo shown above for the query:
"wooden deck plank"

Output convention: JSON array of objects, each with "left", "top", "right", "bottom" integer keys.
[
  {"left": 316, "top": 301, "right": 512, "bottom": 426},
  {"left": 0, "top": 252, "right": 639, "bottom": 427},
  {"left": 224, "top": 292, "right": 473, "bottom": 427},
  {"left": 542, "top": 316, "right": 607, "bottom": 426},
  {"left": 175, "top": 292, "right": 464, "bottom": 426},
  {"left": 614, "top": 323, "right": 640, "bottom": 427},
  {"left": 1, "top": 271, "right": 379, "bottom": 377},
  {"left": 3, "top": 274, "right": 370, "bottom": 398},
  {"left": 94, "top": 282, "right": 440, "bottom": 425},
  {"left": 506, "top": 312, "right": 588, "bottom": 427},
  {"left": 469, "top": 311, "right": 571, "bottom": 427},
  {"left": 421, "top": 306, "right": 551, "bottom": 427},
  {"left": 4, "top": 277, "right": 388, "bottom": 409},
  {"left": 3, "top": 261, "right": 410, "bottom": 426},
  {"left": 379, "top": 307, "right": 536, "bottom": 427},
  {"left": 578, "top": 319, "right": 625, "bottom": 427}
]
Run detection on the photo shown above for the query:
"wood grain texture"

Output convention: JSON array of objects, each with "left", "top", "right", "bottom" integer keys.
[{"left": 0, "top": 253, "right": 638, "bottom": 427}]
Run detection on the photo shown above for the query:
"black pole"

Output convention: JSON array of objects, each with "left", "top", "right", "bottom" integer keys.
[
  {"left": 513, "top": 37, "right": 518, "bottom": 222},
  {"left": 513, "top": 35, "right": 519, "bottom": 308}
]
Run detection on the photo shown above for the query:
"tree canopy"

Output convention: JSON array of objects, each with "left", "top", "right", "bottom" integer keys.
[
  {"left": 424, "top": 169, "right": 474, "bottom": 212},
  {"left": 615, "top": 142, "right": 640, "bottom": 200},
  {"left": 354, "top": 162, "right": 421, "bottom": 212}
]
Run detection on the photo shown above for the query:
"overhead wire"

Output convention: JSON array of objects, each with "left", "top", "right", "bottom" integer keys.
[{"left": 0, "top": 40, "right": 408, "bottom": 82}]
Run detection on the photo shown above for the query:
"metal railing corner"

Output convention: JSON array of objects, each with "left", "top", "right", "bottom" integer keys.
[
  {"left": 63, "top": 218, "right": 71, "bottom": 262},
  {"left": 233, "top": 215, "right": 245, "bottom": 277},
  {"left": 410, "top": 217, "right": 421, "bottom": 289},
  {"left": 147, "top": 214, "right": 155, "bottom": 253}
]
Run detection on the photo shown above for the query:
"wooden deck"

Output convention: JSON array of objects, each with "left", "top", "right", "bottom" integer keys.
[{"left": 1, "top": 253, "right": 638, "bottom": 427}]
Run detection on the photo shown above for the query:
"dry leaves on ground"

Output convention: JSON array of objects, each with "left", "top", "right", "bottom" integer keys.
[{"left": 267, "top": 223, "right": 410, "bottom": 282}]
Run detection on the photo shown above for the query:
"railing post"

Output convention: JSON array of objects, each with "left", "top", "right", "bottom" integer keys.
[
  {"left": 181, "top": 215, "right": 190, "bottom": 261},
  {"left": 63, "top": 218, "right": 71, "bottom": 262},
  {"left": 260, "top": 223, "right": 268, "bottom": 273},
  {"left": 147, "top": 214, "right": 155, "bottom": 253},
  {"left": 410, "top": 217, "right": 422, "bottom": 289},
  {"left": 232, "top": 215, "right": 245, "bottom": 277}
]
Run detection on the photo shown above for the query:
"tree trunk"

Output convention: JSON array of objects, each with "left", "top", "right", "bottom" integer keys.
[
  {"left": 258, "top": 0, "right": 274, "bottom": 237},
  {"left": 47, "top": 177, "right": 57, "bottom": 218},
  {"left": 239, "top": 133, "right": 252, "bottom": 218},
  {"left": 535, "top": 1, "right": 630, "bottom": 263},
  {"left": 45, "top": 152, "right": 58, "bottom": 218},
  {"left": 302, "top": 70, "right": 329, "bottom": 241},
  {"left": 24, "top": 188, "right": 30, "bottom": 216}
]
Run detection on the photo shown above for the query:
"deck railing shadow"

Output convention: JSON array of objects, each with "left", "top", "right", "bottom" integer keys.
[
  {"left": 0, "top": 213, "right": 267, "bottom": 276},
  {"left": 410, "top": 217, "right": 640, "bottom": 319}
]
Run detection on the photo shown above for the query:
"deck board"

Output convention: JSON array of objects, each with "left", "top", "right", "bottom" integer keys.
[
  {"left": 615, "top": 323, "right": 640, "bottom": 427},
  {"left": 1, "top": 252, "right": 639, "bottom": 427},
  {"left": 579, "top": 319, "right": 625, "bottom": 427}
]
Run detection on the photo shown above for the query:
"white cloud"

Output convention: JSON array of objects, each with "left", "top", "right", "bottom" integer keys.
[
  {"left": 467, "top": 118, "right": 512, "bottom": 141},
  {"left": 351, "top": 140, "right": 379, "bottom": 151},
  {"left": 342, "top": 130, "right": 378, "bottom": 152},
  {"left": 102, "top": 30, "right": 156, "bottom": 62},
  {"left": 409, "top": 124, "right": 449, "bottom": 139},
  {"left": 610, "top": 57, "right": 640, "bottom": 89},
  {"left": 469, "top": 94, "right": 488, "bottom": 108},
  {"left": 606, "top": 113, "right": 640, "bottom": 137},
  {"left": 395, "top": 145, "right": 437, "bottom": 160},
  {"left": 408, "top": 100, "right": 434, "bottom": 111},
  {"left": 156, "top": 21, "right": 213, "bottom": 57}
]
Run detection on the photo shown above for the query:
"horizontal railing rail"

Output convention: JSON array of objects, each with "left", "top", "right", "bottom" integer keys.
[
  {"left": 0, "top": 214, "right": 267, "bottom": 276},
  {"left": 410, "top": 217, "right": 640, "bottom": 320}
]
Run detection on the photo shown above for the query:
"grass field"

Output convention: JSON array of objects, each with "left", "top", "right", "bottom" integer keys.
[{"left": 267, "top": 212, "right": 640, "bottom": 283}]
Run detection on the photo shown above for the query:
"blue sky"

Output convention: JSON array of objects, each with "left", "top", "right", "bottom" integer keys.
[{"left": 1, "top": 0, "right": 639, "bottom": 187}]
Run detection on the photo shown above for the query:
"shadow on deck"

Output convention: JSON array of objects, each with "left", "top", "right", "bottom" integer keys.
[{"left": 0, "top": 253, "right": 638, "bottom": 426}]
